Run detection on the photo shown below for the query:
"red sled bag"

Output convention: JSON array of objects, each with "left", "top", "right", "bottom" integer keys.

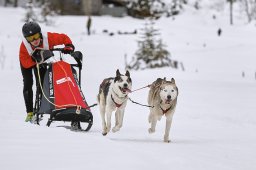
[{"left": 53, "top": 61, "right": 87, "bottom": 109}]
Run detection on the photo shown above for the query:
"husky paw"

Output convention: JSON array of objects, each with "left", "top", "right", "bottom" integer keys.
[
  {"left": 112, "top": 126, "right": 120, "bottom": 133},
  {"left": 148, "top": 128, "right": 155, "bottom": 134},
  {"left": 102, "top": 130, "right": 108, "bottom": 136},
  {"left": 164, "top": 139, "right": 171, "bottom": 143},
  {"left": 164, "top": 136, "right": 171, "bottom": 143}
]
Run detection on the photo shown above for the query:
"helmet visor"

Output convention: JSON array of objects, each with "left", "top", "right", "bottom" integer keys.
[{"left": 26, "top": 33, "right": 41, "bottom": 42}]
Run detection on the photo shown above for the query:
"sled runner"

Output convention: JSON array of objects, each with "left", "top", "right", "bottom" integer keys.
[{"left": 32, "top": 48, "right": 93, "bottom": 131}]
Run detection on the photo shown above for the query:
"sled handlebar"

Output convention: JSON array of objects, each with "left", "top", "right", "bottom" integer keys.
[
  {"left": 50, "top": 48, "right": 65, "bottom": 52},
  {"left": 33, "top": 48, "right": 83, "bottom": 69}
]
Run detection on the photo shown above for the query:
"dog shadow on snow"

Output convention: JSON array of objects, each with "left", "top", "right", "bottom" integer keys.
[
  {"left": 56, "top": 125, "right": 197, "bottom": 144},
  {"left": 109, "top": 137, "right": 161, "bottom": 143},
  {"left": 109, "top": 136, "right": 199, "bottom": 144}
]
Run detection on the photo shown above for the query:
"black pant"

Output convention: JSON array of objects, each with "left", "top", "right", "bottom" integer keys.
[{"left": 20, "top": 64, "right": 46, "bottom": 113}]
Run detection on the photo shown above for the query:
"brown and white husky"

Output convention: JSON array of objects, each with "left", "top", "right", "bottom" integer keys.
[
  {"left": 97, "top": 69, "right": 132, "bottom": 136},
  {"left": 148, "top": 78, "right": 178, "bottom": 143}
]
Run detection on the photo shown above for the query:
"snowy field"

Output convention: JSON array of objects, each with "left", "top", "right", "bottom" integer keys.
[{"left": 0, "top": 3, "right": 256, "bottom": 170}]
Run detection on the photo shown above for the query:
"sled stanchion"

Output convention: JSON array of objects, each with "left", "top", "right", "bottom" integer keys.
[
  {"left": 46, "top": 119, "right": 52, "bottom": 127},
  {"left": 36, "top": 114, "right": 40, "bottom": 125},
  {"left": 79, "top": 65, "right": 82, "bottom": 87}
]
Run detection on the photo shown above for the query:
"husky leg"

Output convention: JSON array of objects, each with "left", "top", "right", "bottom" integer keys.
[
  {"left": 105, "top": 108, "right": 113, "bottom": 134},
  {"left": 164, "top": 117, "right": 173, "bottom": 143},
  {"left": 114, "top": 109, "right": 120, "bottom": 127},
  {"left": 99, "top": 105, "right": 107, "bottom": 136},
  {"left": 112, "top": 109, "right": 124, "bottom": 133},
  {"left": 148, "top": 111, "right": 153, "bottom": 123},
  {"left": 148, "top": 115, "right": 157, "bottom": 134},
  {"left": 112, "top": 109, "right": 120, "bottom": 132}
]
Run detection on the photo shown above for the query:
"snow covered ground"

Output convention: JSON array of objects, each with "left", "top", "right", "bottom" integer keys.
[{"left": 0, "top": 3, "right": 256, "bottom": 170}]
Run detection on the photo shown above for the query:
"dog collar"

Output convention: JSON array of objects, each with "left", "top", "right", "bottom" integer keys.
[
  {"left": 160, "top": 105, "right": 172, "bottom": 114},
  {"left": 111, "top": 95, "right": 123, "bottom": 108}
]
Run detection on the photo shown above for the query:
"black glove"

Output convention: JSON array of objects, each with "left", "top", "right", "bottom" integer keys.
[
  {"left": 63, "top": 44, "right": 75, "bottom": 54},
  {"left": 31, "top": 49, "right": 43, "bottom": 63}
]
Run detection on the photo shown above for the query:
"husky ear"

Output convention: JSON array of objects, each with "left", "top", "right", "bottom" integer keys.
[
  {"left": 125, "top": 70, "right": 130, "bottom": 77},
  {"left": 116, "top": 69, "right": 121, "bottom": 77},
  {"left": 171, "top": 78, "right": 175, "bottom": 84}
]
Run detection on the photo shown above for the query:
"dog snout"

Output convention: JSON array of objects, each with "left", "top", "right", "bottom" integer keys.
[
  {"left": 123, "top": 83, "right": 128, "bottom": 88},
  {"left": 167, "top": 95, "right": 172, "bottom": 100}
]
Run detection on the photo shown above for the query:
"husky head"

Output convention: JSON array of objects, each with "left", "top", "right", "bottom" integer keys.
[
  {"left": 159, "top": 78, "right": 178, "bottom": 104},
  {"left": 113, "top": 69, "right": 132, "bottom": 95}
]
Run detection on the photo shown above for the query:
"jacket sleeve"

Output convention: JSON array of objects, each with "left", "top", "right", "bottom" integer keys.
[
  {"left": 47, "top": 32, "right": 73, "bottom": 48},
  {"left": 19, "top": 42, "right": 36, "bottom": 69}
]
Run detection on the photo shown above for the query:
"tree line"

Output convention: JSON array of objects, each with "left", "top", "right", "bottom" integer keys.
[{"left": 3, "top": 0, "right": 256, "bottom": 24}]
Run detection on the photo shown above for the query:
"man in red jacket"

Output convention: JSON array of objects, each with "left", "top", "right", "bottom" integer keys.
[{"left": 20, "top": 21, "right": 75, "bottom": 122}]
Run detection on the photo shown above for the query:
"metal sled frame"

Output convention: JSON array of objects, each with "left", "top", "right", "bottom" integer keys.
[
  {"left": 46, "top": 107, "right": 93, "bottom": 131},
  {"left": 33, "top": 50, "right": 93, "bottom": 131}
]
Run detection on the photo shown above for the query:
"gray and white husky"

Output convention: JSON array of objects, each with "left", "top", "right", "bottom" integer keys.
[
  {"left": 148, "top": 78, "right": 178, "bottom": 143},
  {"left": 97, "top": 69, "right": 132, "bottom": 136}
]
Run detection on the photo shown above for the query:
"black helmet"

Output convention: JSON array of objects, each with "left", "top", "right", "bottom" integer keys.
[{"left": 22, "top": 21, "right": 41, "bottom": 37}]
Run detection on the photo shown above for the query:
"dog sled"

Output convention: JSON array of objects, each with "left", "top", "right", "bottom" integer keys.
[{"left": 32, "top": 48, "right": 93, "bottom": 131}]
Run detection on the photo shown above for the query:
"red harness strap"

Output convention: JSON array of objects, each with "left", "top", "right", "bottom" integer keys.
[{"left": 111, "top": 95, "right": 123, "bottom": 108}]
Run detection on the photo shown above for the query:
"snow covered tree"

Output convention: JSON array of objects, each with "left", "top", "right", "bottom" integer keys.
[
  {"left": 39, "top": 0, "right": 56, "bottom": 25},
  {"left": 126, "top": 0, "right": 171, "bottom": 19},
  {"left": 169, "top": 0, "right": 187, "bottom": 15},
  {"left": 241, "top": 0, "right": 256, "bottom": 23},
  {"left": 126, "top": 0, "right": 162, "bottom": 18},
  {"left": 24, "top": 1, "right": 38, "bottom": 22},
  {"left": 23, "top": 0, "right": 56, "bottom": 25},
  {"left": 125, "top": 0, "right": 188, "bottom": 19},
  {"left": 126, "top": 19, "right": 172, "bottom": 70}
]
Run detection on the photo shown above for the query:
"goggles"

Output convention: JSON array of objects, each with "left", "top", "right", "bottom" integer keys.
[{"left": 26, "top": 33, "right": 41, "bottom": 42}]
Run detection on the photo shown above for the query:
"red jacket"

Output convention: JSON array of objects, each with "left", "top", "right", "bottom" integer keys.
[{"left": 19, "top": 32, "right": 73, "bottom": 68}]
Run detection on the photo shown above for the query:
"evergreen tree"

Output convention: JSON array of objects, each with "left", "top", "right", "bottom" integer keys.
[
  {"left": 126, "top": 19, "right": 172, "bottom": 70},
  {"left": 24, "top": 1, "right": 38, "bottom": 22},
  {"left": 126, "top": 0, "right": 165, "bottom": 19},
  {"left": 24, "top": 0, "right": 55, "bottom": 25},
  {"left": 126, "top": 0, "right": 187, "bottom": 19},
  {"left": 241, "top": 0, "right": 256, "bottom": 23},
  {"left": 40, "top": 0, "right": 56, "bottom": 25}
]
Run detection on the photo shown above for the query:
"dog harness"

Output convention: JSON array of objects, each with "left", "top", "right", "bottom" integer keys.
[
  {"left": 111, "top": 95, "right": 125, "bottom": 108},
  {"left": 160, "top": 105, "right": 172, "bottom": 114}
]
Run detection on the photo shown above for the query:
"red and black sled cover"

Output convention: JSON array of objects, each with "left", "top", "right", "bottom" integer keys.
[{"left": 39, "top": 61, "right": 88, "bottom": 114}]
